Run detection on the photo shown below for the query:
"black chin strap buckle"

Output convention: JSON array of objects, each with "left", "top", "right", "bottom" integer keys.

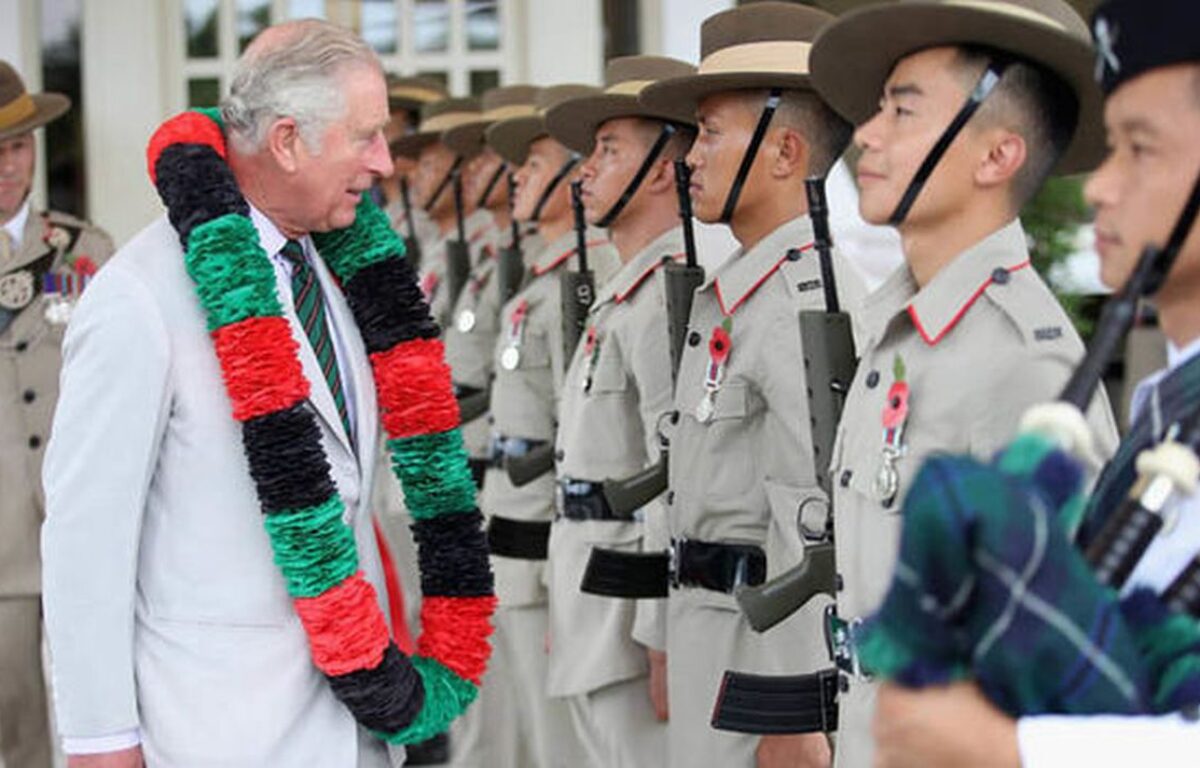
[
  {"left": 888, "top": 58, "right": 1010, "bottom": 226},
  {"left": 719, "top": 89, "right": 782, "bottom": 225},
  {"left": 597, "top": 123, "right": 679, "bottom": 228}
]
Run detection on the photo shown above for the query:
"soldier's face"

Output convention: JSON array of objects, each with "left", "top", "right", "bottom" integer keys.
[
  {"left": 1086, "top": 65, "right": 1200, "bottom": 305},
  {"left": 287, "top": 64, "right": 391, "bottom": 233},
  {"left": 580, "top": 117, "right": 656, "bottom": 225},
  {"left": 386, "top": 111, "right": 419, "bottom": 180},
  {"left": 688, "top": 92, "right": 760, "bottom": 223},
  {"left": 465, "top": 147, "right": 506, "bottom": 211},
  {"left": 512, "top": 137, "right": 572, "bottom": 223},
  {"left": 0, "top": 132, "right": 35, "bottom": 225},
  {"left": 853, "top": 47, "right": 986, "bottom": 228},
  {"left": 415, "top": 142, "right": 457, "bottom": 217}
]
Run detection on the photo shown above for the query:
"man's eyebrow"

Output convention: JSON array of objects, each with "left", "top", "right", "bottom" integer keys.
[
  {"left": 1114, "top": 116, "right": 1161, "bottom": 138},
  {"left": 886, "top": 83, "right": 924, "bottom": 99}
]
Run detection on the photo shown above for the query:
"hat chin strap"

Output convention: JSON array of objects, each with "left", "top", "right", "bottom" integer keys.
[
  {"left": 476, "top": 161, "right": 509, "bottom": 210},
  {"left": 888, "top": 58, "right": 1010, "bottom": 226},
  {"left": 424, "top": 155, "right": 465, "bottom": 212},
  {"left": 596, "top": 123, "right": 678, "bottom": 228},
  {"left": 1141, "top": 167, "right": 1200, "bottom": 296},
  {"left": 719, "top": 89, "right": 782, "bottom": 225},
  {"left": 530, "top": 154, "right": 581, "bottom": 223}
]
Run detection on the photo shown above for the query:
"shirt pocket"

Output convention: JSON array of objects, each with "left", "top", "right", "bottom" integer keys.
[{"left": 588, "top": 346, "right": 628, "bottom": 394}]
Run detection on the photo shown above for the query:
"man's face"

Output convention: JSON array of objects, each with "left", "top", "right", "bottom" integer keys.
[
  {"left": 385, "top": 110, "right": 419, "bottom": 179},
  {"left": 414, "top": 142, "right": 457, "bottom": 217},
  {"left": 512, "top": 136, "right": 571, "bottom": 223},
  {"left": 686, "top": 92, "right": 760, "bottom": 224},
  {"left": 852, "top": 47, "right": 984, "bottom": 227},
  {"left": 0, "top": 132, "right": 36, "bottom": 225},
  {"left": 291, "top": 64, "right": 391, "bottom": 232},
  {"left": 1086, "top": 65, "right": 1200, "bottom": 302},
  {"left": 579, "top": 117, "right": 655, "bottom": 226},
  {"left": 465, "top": 146, "right": 507, "bottom": 211}
]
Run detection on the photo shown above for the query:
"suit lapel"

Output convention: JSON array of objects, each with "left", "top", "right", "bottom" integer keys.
[{"left": 7, "top": 209, "right": 56, "bottom": 273}]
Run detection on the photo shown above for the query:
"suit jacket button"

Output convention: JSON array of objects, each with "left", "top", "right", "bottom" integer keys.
[
  {"left": 15, "top": 340, "right": 28, "bottom": 352},
  {"left": 22, "top": 389, "right": 35, "bottom": 403},
  {"left": 29, "top": 435, "right": 41, "bottom": 449}
]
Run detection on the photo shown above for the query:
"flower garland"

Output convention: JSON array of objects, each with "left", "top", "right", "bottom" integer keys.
[{"left": 145, "top": 108, "right": 496, "bottom": 744}]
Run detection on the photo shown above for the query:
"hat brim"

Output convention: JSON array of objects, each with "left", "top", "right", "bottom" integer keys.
[
  {"left": 809, "top": 3, "right": 1104, "bottom": 175},
  {"left": 443, "top": 119, "right": 492, "bottom": 157},
  {"left": 485, "top": 115, "right": 546, "bottom": 166},
  {"left": 544, "top": 94, "right": 695, "bottom": 156},
  {"left": 390, "top": 131, "right": 440, "bottom": 159},
  {"left": 639, "top": 72, "right": 813, "bottom": 125},
  {"left": 0, "top": 93, "right": 70, "bottom": 143}
]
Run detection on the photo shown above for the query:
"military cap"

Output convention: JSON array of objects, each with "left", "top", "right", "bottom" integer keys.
[
  {"left": 1091, "top": 0, "right": 1200, "bottom": 96},
  {"left": 0, "top": 60, "right": 70, "bottom": 142},
  {"left": 485, "top": 84, "right": 598, "bottom": 166},
  {"left": 809, "top": 0, "right": 1104, "bottom": 174},
  {"left": 544, "top": 56, "right": 696, "bottom": 156},
  {"left": 639, "top": 2, "right": 832, "bottom": 120},
  {"left": 386, "top": 75, "right": 448, "bottom": 113},
  {"left": 442, "top": 85, "right": 540, "bottom": 157},
  {"left": 390, "top": 96, "right": 482, "bottom": 158}
]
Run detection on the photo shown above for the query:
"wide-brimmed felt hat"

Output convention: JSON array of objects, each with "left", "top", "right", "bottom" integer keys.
[
  {"left": 443, "top": 85, "right": 539, "bottom": 157},
  {"left": 390, "top": 97, "right": 481, "bottom": 158},
  {"left": 387, "top": 75, "right": 448, "bottom": 114},
  {"left": 0, "top": 61, "right": 70, "bottom": 143},
  {"left": 485, "top": 84, "right": 598, "bottom": 166},
  {"left": 544, "top": 56, "right": 696, "bottom": 156},
  {"left": 639, "top": 2, "right": 832, "bottom": 120},
  {"left": 810, "top": 0, "right": 1104, "bottom": 174}
]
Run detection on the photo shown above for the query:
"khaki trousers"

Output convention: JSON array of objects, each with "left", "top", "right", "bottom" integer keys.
[
  {"left": 0, "top": 597, "right": 52, "bottom": 768},
  {"left": 563, "top": 676, "right": 666, "bottom": 768}
]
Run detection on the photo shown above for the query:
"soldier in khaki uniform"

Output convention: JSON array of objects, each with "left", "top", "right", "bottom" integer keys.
[
  {"left": 636, "top": 5, "right": 866, "bottom": 766},
  {"left": 380, "top": 75, "right": 446, "bottom": 249},
  {"left": 478, "top": 85, "right": 620, "bottom": 768},
  {"left": 0, "top": 61, "right": 113, "bottom": 768},
  {"left": 393, "top": 97, "right": 484, "bottom": 328},
  {"left": 805, "top": 2, "right": 1121, "bottom": 766},
  {"left": 540, "top": 56, "right": 697, "bottom": 767}
]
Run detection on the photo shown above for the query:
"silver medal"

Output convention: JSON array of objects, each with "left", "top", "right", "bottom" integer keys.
[
  {"left": 872, "top": 446, "right": 902, "bottom": 505},
  {"left": 43, "top": 295, "right": 73, "bottom": 326},
  {"left": 0, "top": 271, "right": 35, "bottom": 311},
  {"left": 695, "top": 391, "right": 715, "bottom": 423},
  {"left": 456, "top": 309, "right": 477, "bottom": 333},
  {"left": 501, "top": 345, "right": 521, "bottom": 370}
]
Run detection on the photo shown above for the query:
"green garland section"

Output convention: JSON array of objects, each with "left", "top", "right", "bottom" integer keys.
[
  {"left": 313, "top": 196, "right": 401, "bottom": 281},
  {"left": 387, "top": 431, "right": 478, "bottom": 521},
  {"left": 262, "top": 495, "right": 360, "bottom": 597},
  {"left": 186, "top": 213, "right": 282, "bottom": 330},
  {"left": 380, "top": 657, "right": 479, "bottom": 745}
]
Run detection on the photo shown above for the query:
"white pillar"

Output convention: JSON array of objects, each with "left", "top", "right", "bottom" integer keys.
[
  {"left": 519, "top": 0, "right": 604, "bottom": 85},
  {"left": 81, "top": 0, "right": 173, "bottom": 245}
]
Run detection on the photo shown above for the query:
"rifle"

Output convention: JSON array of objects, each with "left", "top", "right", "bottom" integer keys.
[
  {"left": 400, "top": 177, "right": 423, "bottom": 272},
  {"left": 498, "top": 172, "right": 526, "bottom": 305},
  {"left": 600, "top": 159, "right": 702, "bottom": 517},
  {"left": 561, "top": 180, "right": 596, "bottom": 364},
  {"left": 445, "top": 165, "right": 472, "bottom": 310},
  {"left": 504, "top": 443, "right": 557, "bottom": 488},
  {"left": 733, "top": 177, "right": 856, "bottom": 632}
]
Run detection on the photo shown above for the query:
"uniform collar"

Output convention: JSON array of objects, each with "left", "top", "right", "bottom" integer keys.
[
  {"left": 899, "top": 219, "right": 1032, "bottom": 347},
  {"left": 596, "top": 226, "right": 685, "bottom": 307},
  {"left": 710, "top": 215, "right": 814, "bottom": 317},
  {"left": 531, "top": 227, "right": 607, "bottom": 276},
  {"left": 5, "top": 199, "right": 30, "bottom": 249}
]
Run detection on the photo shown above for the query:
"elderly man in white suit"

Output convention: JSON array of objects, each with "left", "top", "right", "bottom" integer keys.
[{"left": 40, "top": 21, "right": 404, "bottom": 768}]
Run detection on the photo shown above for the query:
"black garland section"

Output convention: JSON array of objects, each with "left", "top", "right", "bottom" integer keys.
[
  {"left": 342, "top": 257, "right": 441, "bottom": 354},
  {"left": 242, "top": 404, "right": 338, "bottom": 513},
  {"left": 327, "top": 643, "right": 425, "bottom": 733},
  {"left": 411, "top": 512, "right": 494, "bottom": 597},
  {"left": 154, "top": 144, "right": 249, "bottom": 248}
]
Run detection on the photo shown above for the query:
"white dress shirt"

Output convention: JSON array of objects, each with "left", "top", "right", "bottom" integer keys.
[
  {"left": 1017, "top": 337, "right": 1200, "bottom": 767},
  {"left": 3, "top": 198, "right": 30, "bottom": 249}
]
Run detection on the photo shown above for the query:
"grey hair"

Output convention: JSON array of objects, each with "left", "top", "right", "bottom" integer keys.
[{"left": 220, "top": 19, "right": 382, "bottom": 154}]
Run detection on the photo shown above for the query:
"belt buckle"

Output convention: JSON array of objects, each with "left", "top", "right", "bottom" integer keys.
[{"left": 668, "top": 537, "right": 683, "bottom": 589}]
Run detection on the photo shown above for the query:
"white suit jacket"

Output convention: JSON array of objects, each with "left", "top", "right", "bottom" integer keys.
[{"left": 41, "top": 214, "right": 402, "bottom": 767}]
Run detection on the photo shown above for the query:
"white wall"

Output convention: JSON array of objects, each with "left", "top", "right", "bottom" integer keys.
[
  {"left": 519, "top": 0, "right": 604, "bottom": 86},
  {"left": 1, "top": 0, "right": 49, "bottom": 212}
]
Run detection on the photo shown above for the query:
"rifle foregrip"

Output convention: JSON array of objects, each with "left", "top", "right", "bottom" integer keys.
[
  {"left": 498, "top": 245, "right": 526, "bottom": 305},
  {"left": 561, "top": 270, "right": 595, "bottom": 362},
  {"left": 602, "top": 459, "right": 668, "bottom": 518},
  {"left": 735, "top": 541, "right": 836, "bottom": 633},
  {"left": 504, "top": 443, "right": 556, "bottom": 488}
]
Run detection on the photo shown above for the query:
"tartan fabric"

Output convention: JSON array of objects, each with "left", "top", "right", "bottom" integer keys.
[
  {"left": 857, "top": 430, "right": 1200, "bottom": 718},
  {"left": 281, "top": 240, "right": 352, "bottom": 438},
  {"left": 1079, "top": 352, "right": 1200, "bottom": 547}
]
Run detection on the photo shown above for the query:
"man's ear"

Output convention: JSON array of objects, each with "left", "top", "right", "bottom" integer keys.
[
  {"left": 975, "top": 128, "right": 1026, "bottom": 191},
  {"left": 644, "top": 155, "right": 676, "bottom": 196},
  {"left": 266, "top": 117, "right": 303, "bottom": 173},
  {"left": 773, "top": 127, "right": 810, "bottom": 180}
]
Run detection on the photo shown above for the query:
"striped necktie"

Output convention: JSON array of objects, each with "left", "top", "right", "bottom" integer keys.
[
  {"left": 1078, "top": 351, "right": 1200, "bottom": 547},
  {"left": 280, "top": 239, "right": 352, "bottom": 440}
]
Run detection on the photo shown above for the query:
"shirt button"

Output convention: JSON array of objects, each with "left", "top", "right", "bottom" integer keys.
[
  {"left": 15, "top": 340, "right": 28, "bottom": 352},
  {"left": 840, "top": 469, "right": 853, "bottom": 488},
  {"left": 666, "top": 491, "right": 675, "bottom": 505},
  {"left": 554, "top": 449, "right": 564, "bottom": 461},
  {"left": 22, "top": 389, "right": 36, "bottom": 403},
  {"left": 835, "top": 573, "right": 844, "bottom": 592},
  {"left": 865, "top": 370, "right": 880, "bottom": 389},
  {"left": 991, "top": 267, "right": 1011, "bottom": 285},
  {"left": 687, "top": 331, "right": 702, "bottom": 347},
  {"left": 28, "top": 435, "right": 41, "bottom": 450}
]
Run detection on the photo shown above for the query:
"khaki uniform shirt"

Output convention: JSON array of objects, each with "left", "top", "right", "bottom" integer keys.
[
  {"left": 417, "top": 209, "right": 496, "bottom": 330},
  {"left": 664, "top": 215, "right": 866, "bottom": 672},
  {"left": 386, "top": 196, "right": 440, "bottom": 254},
  {"left": 1, "top": 207, "right": 114, "bottom": 596},
  {"left": 547, "top": 227, "right": 683, "bottom": 697},
  {"left": 829, "top": 220, "right": 1120, "bottom": 768},
  {"left": 480, "top": 228, "right": 619, "bottom": 607}
]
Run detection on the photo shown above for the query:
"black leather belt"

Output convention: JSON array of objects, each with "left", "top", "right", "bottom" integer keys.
[
  {"left": 581, "top": 538, "right": 766, "bottom": 598},
  {"left": 487, "top": 516, "right": 551, "bottom": 560},
  {"left": 487, "top": 434, "right": 547, "bottom": 468},
  {"left": 559, "top": 479, "right": 634, "bottom": 522},
  {"left": 453, "top": 383, "right": 483, "bottom": 399},
  {"left": 711, "top": 667, "right": 840, "bottom": 734}
]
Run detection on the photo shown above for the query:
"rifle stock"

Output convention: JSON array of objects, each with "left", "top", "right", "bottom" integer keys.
[
  {"left": 735, "top": 541, "right": 836, "bottom": 633},
  {"left": 456, "top": 389, "right": 491, "bottom": 425},
  {"left": 504, "top": 443, "right": 556, "bottom": 487},
  {"left": 602, "top": 459, "right": 667, "bottom": 518}
]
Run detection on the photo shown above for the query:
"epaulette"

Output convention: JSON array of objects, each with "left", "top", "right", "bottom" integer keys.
[{"left": 981, "top": 265, "right": 1076, "bottom": 349}]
